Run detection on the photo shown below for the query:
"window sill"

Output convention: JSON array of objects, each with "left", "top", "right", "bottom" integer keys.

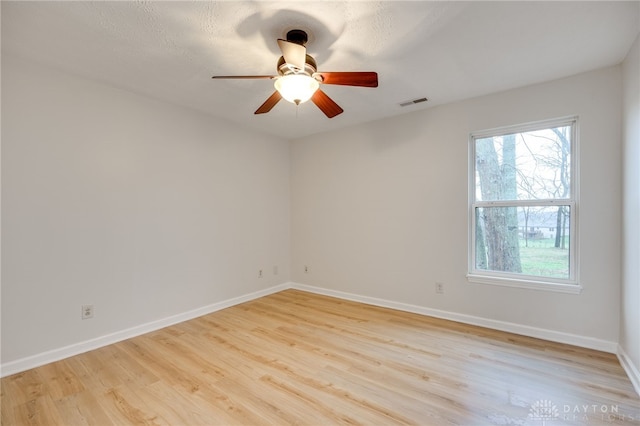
[{"left": 467, "top": 274, "right": 582, "bottom": 294}]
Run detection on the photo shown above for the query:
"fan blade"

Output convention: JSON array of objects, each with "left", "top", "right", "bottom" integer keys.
[
  {"left": 212, "top": 75, "right": 276, "bottom": 79},
  {"left": 316, "top": 72, "right": 378, "bottom": 87},
  {"left": 255, "top": 91, "right": 282, "bottom": 114},
  {"left": 311, "top": 90, "right": 344, "bottom": 118},
  {"left": 277, "top": 39, "right": 306, "bottom": 70}
]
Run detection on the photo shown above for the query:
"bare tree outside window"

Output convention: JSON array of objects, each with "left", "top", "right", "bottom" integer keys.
[{"left": 475, "top": 134, "right": 522, "bottom": 273}]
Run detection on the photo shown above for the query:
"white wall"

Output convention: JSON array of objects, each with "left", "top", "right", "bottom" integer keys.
[
  {"left": 621, "top": 33, "right": 640, "bottom": 390},
  {"left": 291, "top": 66, "right": 622, "bottom": 348},
  {"left": 1, "top": 55, "right": 291, "bottom": 365}
]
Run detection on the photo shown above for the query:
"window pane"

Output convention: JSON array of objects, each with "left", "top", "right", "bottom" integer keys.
[
  {"left": 475, "top": 206, "right": 570, "bottom": 279},
  {"left": 475, "top": 125, "right": 571, "bottom": 202}
]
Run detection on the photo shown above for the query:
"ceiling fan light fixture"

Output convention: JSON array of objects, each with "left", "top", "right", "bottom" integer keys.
[
  {"left": 212, "top": 28, "right": 377, "bottom": 118},
  {"left": 274, "top": 74, "right": 319, "bottom": 105}
]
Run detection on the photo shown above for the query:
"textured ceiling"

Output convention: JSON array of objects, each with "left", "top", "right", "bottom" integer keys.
[{"left": 2, "top": 1, "right": 639, "bottom": 139}]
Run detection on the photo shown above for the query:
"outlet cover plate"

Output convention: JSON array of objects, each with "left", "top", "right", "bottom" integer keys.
[{"left": 82, "top": 304, "right": 94, "bottom": 319}]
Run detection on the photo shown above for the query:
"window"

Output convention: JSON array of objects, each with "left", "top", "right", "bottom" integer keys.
[{"left": 468, "top": 117, "right": 580, "bottom": 293}]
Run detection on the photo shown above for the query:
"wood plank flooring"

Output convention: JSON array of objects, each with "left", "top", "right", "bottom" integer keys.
[{"left": 2, "top": 289, "right": 639, "bottom": 425}]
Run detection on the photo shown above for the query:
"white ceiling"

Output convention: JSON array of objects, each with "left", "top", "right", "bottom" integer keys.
[{"left": 2, "top": 1, "right": 639, "bottom": 140}]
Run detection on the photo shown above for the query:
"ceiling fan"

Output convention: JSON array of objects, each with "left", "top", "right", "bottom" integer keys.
[{"left": 212, "top": 29, "right": 378, "bottom": 118}]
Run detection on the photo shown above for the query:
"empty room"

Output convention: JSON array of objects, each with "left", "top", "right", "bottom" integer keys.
[{"left": 2, "top": 1, "right": 640, "bottom": 425}]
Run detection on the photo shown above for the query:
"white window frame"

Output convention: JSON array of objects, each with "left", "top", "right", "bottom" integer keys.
[{"left": 467, "top": 116, "right": 581, "bottom": 294}]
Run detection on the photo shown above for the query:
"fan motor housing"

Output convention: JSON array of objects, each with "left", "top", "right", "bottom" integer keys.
[{"left": 277, "top": 55, "right": 317, "bottom": 77}]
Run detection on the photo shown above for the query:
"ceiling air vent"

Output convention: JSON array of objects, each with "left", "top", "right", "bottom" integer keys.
[{"left": 399, "top": 97, "right": 428, "bottom": 107}]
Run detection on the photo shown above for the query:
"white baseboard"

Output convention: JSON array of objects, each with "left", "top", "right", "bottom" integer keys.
[
  {"left": 618, "top": 345, "right": 640, "bottom": 397},
  {"left": 0, "top": 283, "right": 291, "bottom": 378},
  {"left": 2, "top": 281, "right": 623, "bottom": 380},
  {"left": 291, "top": 283, "right": 619, "bottom": 354}
]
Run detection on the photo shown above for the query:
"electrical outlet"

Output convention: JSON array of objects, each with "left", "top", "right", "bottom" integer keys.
[
  {"left": 258, "top": 269, "right": 263, "bottom": 278},
  {"left": 304, "top": 265, "right": 309, "bottom": 274},
  {"left": 435, "top": 282, "right": 444, "bottom": 294},
  {"left": 82, "top": 304, "right": 94, "bottom": 319},
  {"left": 273, "top": 265, "right": 278, "bottom": 275}
]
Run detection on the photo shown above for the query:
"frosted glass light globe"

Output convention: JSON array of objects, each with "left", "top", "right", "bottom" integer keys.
[{"left": 274, "top": 74, "right": 320, "bottom": 105}]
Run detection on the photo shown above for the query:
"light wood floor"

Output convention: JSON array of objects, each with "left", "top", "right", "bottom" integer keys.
[{"left": 2, "top": 289, "right": 639, "bottom": 425}]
